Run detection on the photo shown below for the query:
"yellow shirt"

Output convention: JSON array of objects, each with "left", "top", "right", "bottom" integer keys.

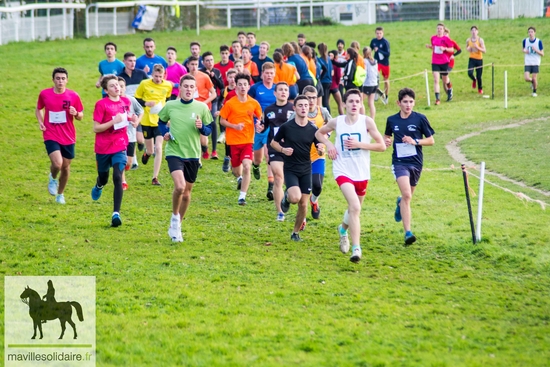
[
  {"left": 467, "top": 38, "right": 483, "bottom": 60},
  {"left": 134, "top": 79, "right": 172, "bottom": 126},
  {"left": 310, "top": 106, "right": 326, "bottom": 162}
]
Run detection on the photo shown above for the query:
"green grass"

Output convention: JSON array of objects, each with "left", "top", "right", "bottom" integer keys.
[{"left": 1, "top": 19, "right": 550, "bottom": 366}]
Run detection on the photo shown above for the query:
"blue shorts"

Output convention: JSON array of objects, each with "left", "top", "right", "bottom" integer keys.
[
  {"left": 96, "top": 151, "right": 127, "bottom": 173},
  {"left": 253, "top": 126, "right": 270, "bottom": 151},
  {"left": 392, "top": 164, "right": 422, "bottom": 187},
  {"left": 311, "top": 158, "right": 325, "bottom": 176},
  {"left": 289, "top": 85, "right": 298, "bottom": 100},
  {"left": 44, "top": 140, "right": 75, "bottom": 160}
]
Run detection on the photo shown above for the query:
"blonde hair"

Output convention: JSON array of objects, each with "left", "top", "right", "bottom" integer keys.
[
  {"left": 363, "top": 46, "right": 373, "bottom": 61},
  {"left": 153, "top": 64, "right": 165, "bottom": 74}
]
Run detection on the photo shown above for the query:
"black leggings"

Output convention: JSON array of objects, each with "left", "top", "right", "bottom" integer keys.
[
  {"left": 96, "top": 165, "right": 124, "bottom": 212},
  {"left": 468, "top": 58, "right": 483, "bottom": 90},
  {"left": 312, "top": 173, "right": 324, "bottom": 197},
  {"left": 321, "top": 82, "right": 331, "bottom": 113},
  {"left": 209, "top": 121, "right": 218, "bottom": 152}
]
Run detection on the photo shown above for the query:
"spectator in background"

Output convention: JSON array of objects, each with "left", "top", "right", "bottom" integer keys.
[
  {"left": 255, "top": 41, "right": 274, "bottom": 77},
  {"left": 466, "top": 25, "right": 486, "bottom": 95},
  {"left": 370, "top": 27, "right": 391, "bottom": 101}
]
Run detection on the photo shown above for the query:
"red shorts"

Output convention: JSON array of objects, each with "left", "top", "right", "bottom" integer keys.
[
  {"left": 230, "top": 144, "right": 253, "bottom": 167},
  {"left": 336, "top": 176, "right": 369, "bottom": 196},
  {"left": 378, "top": 64, "right": 390, "bottom": 79}
]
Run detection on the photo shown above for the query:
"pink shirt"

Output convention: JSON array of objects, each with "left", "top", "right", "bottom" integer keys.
[
  {"left": 166, "top": 63, "right": 188, "bottom": 96},
  {"left": 36, "top": 88, "right": 84, "bottom": 145},
  {"left": 93, "top": 97, "right": 131, "bottom": 154},
  {"left": 431, "top": 35, "right": 453, "bottom": 65}
]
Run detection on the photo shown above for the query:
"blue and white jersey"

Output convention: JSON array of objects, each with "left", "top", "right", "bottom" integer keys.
[
  {"left": 248, "top": 83, "right": 276, "bottom": 111},
  {"left": 523, "top": 37, "right": 543, "bottom": 66},
  {"left": 136, "top": 54, "right": 168, "bottom": 76}
]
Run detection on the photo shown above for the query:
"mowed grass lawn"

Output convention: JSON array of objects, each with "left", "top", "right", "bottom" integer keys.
[{"left": 1, "top": 18, "right": 550, "bottom": 366}]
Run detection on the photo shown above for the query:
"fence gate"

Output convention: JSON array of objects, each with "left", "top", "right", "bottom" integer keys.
[{"left": 448, "top": 0, "right": 483, "bottom": 20}]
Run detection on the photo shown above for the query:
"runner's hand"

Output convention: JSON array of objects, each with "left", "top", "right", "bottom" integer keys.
[{"left": 195, "top": 116, "right": 202, "bottom": 129}]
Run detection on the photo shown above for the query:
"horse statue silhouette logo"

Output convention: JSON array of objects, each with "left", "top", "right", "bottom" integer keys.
[{"left": 20, "top": 280, "right": 84, "bottom": 340}]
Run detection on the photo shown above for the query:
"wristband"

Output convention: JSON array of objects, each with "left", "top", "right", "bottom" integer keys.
[{"left": 414, "top": 139, "right": 420, "bottom": 145}]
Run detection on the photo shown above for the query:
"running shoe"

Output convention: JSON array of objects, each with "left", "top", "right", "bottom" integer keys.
[
  {"left": 131, "top": 163, "right": 139, "bottom": 170},
  {"left": 253, "top": 165, "right": 261, "bottom": 180},
  {"left": 350, "top": 246, "right": 362, "bottom": 263},
  {"left": 472, "top": 79, "right": 477, "bottom": 89},
  {"left": 533, "top": 92, "right": 538, "bottom": 97},
  {"left": 435, "top": 99, "right": 440, "bottom": 105},
  {"left": 124, "top": 164, "right": 130, "bottom": 171},
  {"left": 217, "top": 131, "right": 226, "bottom": 144},
  {"left": 48, "top": 173, "right": 58, "bottom": 196},
  {"left": 478, "top": 89, "right": 483, "bottom": 95},
  {"left": 137, "top": 143, "right": 145, "bottom": 151},
  {"left": 290, "top": 232, "right": 302, "bottom": 241},
  {"left": 281, "top": 193, "right": 290, "bottom": 213},
  {"left": 111, "top": 213, "right": 122, "bottom": 227},
  {"left": 91, "top": 185, "right": 103, "bottom": 201},
  {"left": 152, "top": 178, "right": 161, "bottom": 186},
  {"left": 211, "top": 151, "right": 219, "bottom": 160},
  {"left": 310, "top": 199, "right": 320, "bottom": 219},
  {"left": 202, "top": 151, "right": 210, "bottom": 160},
  {"left": 122, "top": 182, "right": 128, "bottom": 191},
  {"left": 168, "top": 219, "right": 183, "bottom": 242},
  {"left": 447, "top": 88, "right": 453, "bottom": 102},
  {"left": 238, "top": 198, "right": 246, "bottom": 206},
  {"left": 338, "top": 225, "right": 350, "bottom": 254},
  {"left": 405, "top": 231, "right": 417, "bottom": 246},
  {"left": 222, "top": 157, "right": 230, "bottom": 173},
  {"left": 266, "top": 188, "right": 274, "bottom": 201},
  {"left": 394, "top": 196, "right": 402, "bottom": 222},
  {"left": 299, "top": 218, "right": 307, "bottom": 232},
  {"left": 277, "top": 212, "right": 285, "bottom": 222},
  {"left": 141, "top": 152, "right": 150, "bottom": 165},
  {"left": 236, "top": 177, "right": 242, "bottom": 190},
  {"left": 55, "top": 194, "right": 65, "bottom": 205}
]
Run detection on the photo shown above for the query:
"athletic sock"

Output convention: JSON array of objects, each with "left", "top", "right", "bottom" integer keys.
[
  {"left": 405, "top": 230, "right": 413, "bottom": 237},
  {"left": 268, "top": 176, "right": 274, "bottom": 183},
  {"left": 435, "top": 93, "right": 440, "bottom": 100},
  {"left": 533, "top": 88, "right": 537, "bottom": 93},
  {"left": 339, "top": 225, "right": 348, "bottom": 236},
  {"left": 351, "top": 244, "right": 360, "bottom": 251},
  {"left": 311, "top": 194, "right": 319, "bottom": 203},
  {"left": 201, "top": 145, "right": 208, "bottom": 153},
  {"left": 239, "top": 191, "right": 246, "bottom": 200},
  {"left": 171, "top": 213, "right": 180, "bottom": 221},
  {"left": 253, "top": 163, "right": 259, "bottom": 168}
]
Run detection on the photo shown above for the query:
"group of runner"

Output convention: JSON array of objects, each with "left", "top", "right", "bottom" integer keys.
[{"left": 35, "top": 25, "right": 541, "bottom": 261}]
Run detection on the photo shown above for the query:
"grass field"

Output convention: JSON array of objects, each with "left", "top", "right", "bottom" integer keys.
[{"left": 1, "top": 18, "right": 550, "bottom": 366}]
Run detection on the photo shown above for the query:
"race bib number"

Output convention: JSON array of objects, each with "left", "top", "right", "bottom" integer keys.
[
  {"left": 273, "top": 127, "right": 279, "bottom": 136},
  {"left": 434, "top": 46, "right": 443, "bottom": 54},
  {"left": 49, "top": 111, "right": 67, "bottom": 124},
  {"left": 113, "top": 112, "right": 129, "bottom": 130},
  {"left": 149, "top": 102, "right": 163, "bottom": 115},
  {"left": 396, "top": 143, "right": 417, "bottom": 158}
]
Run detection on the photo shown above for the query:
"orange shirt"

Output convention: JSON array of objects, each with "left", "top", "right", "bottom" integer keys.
[
  {"left": 274, "top": 62, "right": 297, "bottom": 86},
  {"left": 220, "top": 95, "right": 262, "bottom": 145},
  {"left": 357, "top": 55, "right": 365, "bottom": 70},
  {"left": 193, "top": 71, "right": 214, "bottom": 109},
  {"left": 243, "top": 61, "right": 259, "bottom": 77},
  {"left": 310, "top": 107, "right": 326, "bottom": 161}
]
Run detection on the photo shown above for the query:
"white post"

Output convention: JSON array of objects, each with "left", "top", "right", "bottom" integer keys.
[
  {"left": 15, "top": 14, "right": 19, "bottom": 42},
  {"left": 309, "top": 0, "right": 313, "bottom": 24},
  {"left": 48, "top": 8, "right": 51, "bottom": 39},
  {"left": 504, "top": 70, "right": 508, "bottom": 109},
  {"left": 0, "top": 16, "right": 2, "bottom": 45},
  {"left": 196, "top": 2, "right": 200, "bottom": 35},
  {"left": 511, "top": 0, "right": 514, "bottom": 19},
  {"left": 113, "top": 8, "right": 117, "bottom": 36},
  {"left": 425, "top": 69, "right": 431, "bottom": 107},
  {"left": 256, "top": 0, "right": 260, "bottom": 29},
  {"left": 439, "top": 0, "right": 445, "bottom": 21},
  {"left": 297, "top": 4, "right": 300, "bottom": 25},
  {"left": 227, "top": 5, "right": 231, "bottom": 29},
  {"left": 95, "top": 7, "right": 99, "bottom": 37},
  {"left": 62, "top": 0, "right": 66, "bottom": 39},
  {"left": 31, "top": 10, "right": 35, "bottom": 41},
  {"left": 476, "top": 161, "right": 485, "bottom": 243}
]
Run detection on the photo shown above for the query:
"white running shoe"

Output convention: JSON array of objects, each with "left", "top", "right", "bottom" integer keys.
[
  {"left": 217, "top": 131, "right": 226, "bottom": 144},
  {"left": 350, "top": 247, "right": 362, "bottom": 263},
  {"left": 338, "top": 225, "right": 350, "bottom": 254},
  {"left": 55, "top": 194, "right": 65, "bottom": 204},
  {"left": 48, "top": 173, "right": 58, "bottom": 196},
  {"left": 532, "top": 92, "right": 538, "bottom": 97},
  {"left": 168, "top": 218, "right": 183, "bottom": 242}
]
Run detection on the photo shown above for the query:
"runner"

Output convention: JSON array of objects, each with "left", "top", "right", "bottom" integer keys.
[
  {"left": 384, "top": 88, "right": 435, "bottom": 245},
  {"left": 248, "top": 62, "right": 277, "bottom": 199},
  {"left": 91, "top": 75, "right": 138, "bottom": 227},
  {"left": 315, "top": 88, "right": 386, "bottom": 262},
  {"left": 219, "top": 73, "right": 262, "bottom": 205},
  {"left": 200, "top": 51, "right": 224, "bottom": 159},
  {"left": 247, "top": 32, "right": 260, "bottom": 62},
  {"left": 183, "top": 41, "right": 204, "bottom": 70},
  {"left": 370, "top": 27, "right": 391, "bottom": 101},
  {"left": 443, "top": 28, "right": 461, "bottom": 101},
  {"left": 257, "top": 82, "right": 294, "bottom": 221},
  {"left": 255, "top": 41, "right": 274, "bottom": 77},
  {"left": 219, "top": 68, "right": 238, "bottom": 172},
  {"left": 165, "top": 46, "right": 188, "bottom": 100},
  {"left": 271, "top": 95, "right": 321, "bottom": 241},
  {"left": 136, "top": 38, "right": 167, "bottom": 76},
  {"left": 241, "top": 47, "right": 260, "bottom": 83},
  {"left": 35, "top": 67, "right": 84, "bottom": 204},
  {"left": 96, "top": 42, "right": 124, "bottom": 97},
  {"left": 229, "top": 40, "right": 242, "bottom": 62},
  {"left": 425, "top": 23, "right": 454, "bottom": 105},
  {"left": 466, "top": 25, "right": 486, "bottom": 95},
  {"left": 158, "top": 74, "right": 213, "bottom": 242},
  {"left": 135, "top": 64, "right": 172, "bottom": 185},
  {"left": 214, "top": 45, "right": 234, "bottom": 87},
  {"left": 362, "top": 47, "right": 383, "bottom": 120},
  {"left": 118, "top": 77, "right": 143, "bottom": 191},
  {"left": 523, "top": 26, "right": 544, "bottom": 97}
]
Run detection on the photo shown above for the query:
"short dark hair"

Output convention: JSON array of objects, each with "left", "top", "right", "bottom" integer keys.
[
  {"left": 190, "top": 41, "right": 201, "bottom": 48},
  {"left": 52, "top": 67, "right": 68, "bottom": 79},
  {"left": 235, "top": 72, "right": 251, "bottom": 85},
  {"left": 337, "top": 39, "right": 345, "bottom": 46},
  {"left": 232, "top": 40, "right": 241, "bottom": 45},
  {"left": 180, "top": 74, "right": 196, "bottom": 85},
  {"left": 305, "top": 41, "right": 316, "bottom": 49},
  {"left": 123, "top": 52, "right": 135, "bottom": 60},
  {"left": 117, "top": 76, "right": 125, "bottom": 83},
  {"left": 294, "top": 95, "right": 309, "bottom": 105},
  {"left": 202, "top": 51, "right": 213, "bottom": 60},
  {"left": 241, "top": 46, "right": 250, "bottom": 53},
  {"left": 303, "top": 85, "right": 317, "bottom": 95},
  {"left": 188, "top": 55, "right": 199, "bottom": 63},
  {"left": 470, "top": 25, "right": 478, "bottom": 30},
  {"left": 219, "top": 45, "right": 230, "bottom": 53},
  {"left": 104, "top": 42, "right": 117, "bottom": 51},
  {"left": 247, "top": 32, "right": 256, "bottom": 37},
  {"left": 237, "top": 31, "right": 246, "bottom": 36},
  {"left": 101, "top": 74, "right": 118, "bottom": 91},
  {"left": 275, "top": 82, "right": 288, "bottom": 91},
  {"left": 375, "top": 26, "right": 384, "bottom": 32},
  {"left": 528, "top": 26, "right": 536, "bottom": 32},
  {"left": 167, "top": 46, "right": 177, "bottom": 53},
  {"left": 343, "top": 88, "right": 361, "bottom": 102},
  {"left": 398, "top": 87, "right": 416, "bottom": 101},
  {"left": 262, "top": 62, "right": 274, "bottom": 72},
  {"left": 143, "top": 37, "right": 154, "bottom": 44},
  {"left": 297, "top": 33, "right": 305, "bottom": 39}
]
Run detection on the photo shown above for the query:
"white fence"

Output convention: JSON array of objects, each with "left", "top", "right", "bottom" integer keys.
[{"left": 0, "top": 0, "right": 544, "bottom": 45}]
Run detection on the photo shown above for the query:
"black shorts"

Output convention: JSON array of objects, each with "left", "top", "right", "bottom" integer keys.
[
  {"left": 126, "top": 142, "right": 136, "bottom": 157},
  {"left": 268, "top": 151, "right": 285, "bottom": 163},
  {"left": 44, "top": 140, "right": 75, "bottom": 159},
  {"left": 392, "top": 164, "right": 422, "bottom": 187},
  {"left": 142, "top": 125, "right": 161, "bottom": 139},
  {"left": 432, "top": 63, "right": 449, "bottom": 75},
  {"left": 297, "top": 78, "right": 315, "bottom": 94},
  {"left": 316, "top": 81, "right": 324, "bottom": 97},
  {"left": 136, "top": 124, "right": 143, "bottom": 133},
  {"left": 166, "top": 156, "right": 200, "bottom": 183},
  {"left": 361, "top": 85, "right": 378, "bottom": 95},
  {"left": 525, "top": 65, "right": 540, "bottom": 74},
  {"left": 284, "top": 170, "right": 311, "bottom": 194}
]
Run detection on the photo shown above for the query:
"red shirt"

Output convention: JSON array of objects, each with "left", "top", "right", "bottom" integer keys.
[
  {"left": 37, "top": 88, "right": 84, "bottom": 145},
  {"left": 214, "top": 61, "right": 234, "bottom": 86},
  {"left": 93, "top": 97, "right": 131, "bottom": 154}
]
